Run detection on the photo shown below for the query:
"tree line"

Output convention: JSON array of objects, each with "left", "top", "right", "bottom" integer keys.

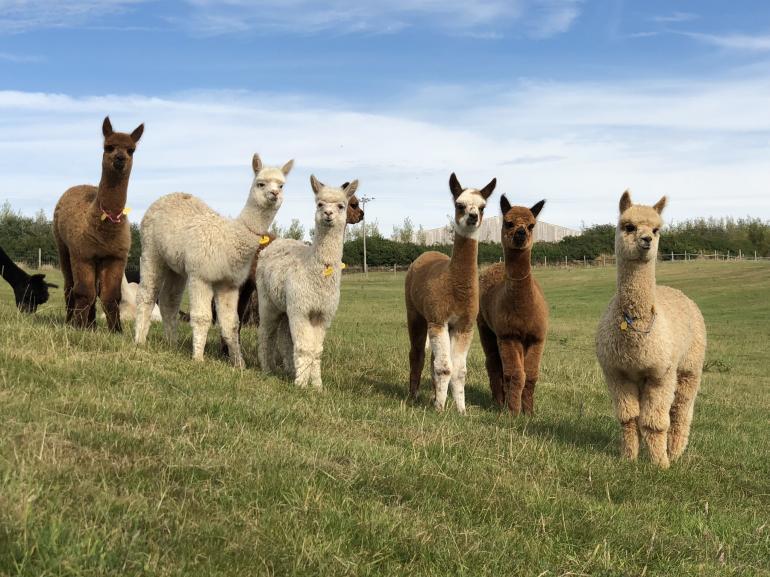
[{"left": 2, "top": 201, "right": 768, "bottom": 270}]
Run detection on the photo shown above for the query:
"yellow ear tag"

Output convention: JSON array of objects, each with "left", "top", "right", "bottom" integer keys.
[
  {"left": 323, "top": 265, "right": 334, "bottom": 277},
  {"left": 122, "top": 207, "right": 131, "bottom": 216},
  {"left": 620, "top": 320, "right": 628, "bottom": 331},
  {"left": 100, "top": 213, "right": 108, "bottom": 221},
  {"left": 341, "top": 263, "right": 346, "bottom": 270},
  {"left": 259, "top": 235, "right": 270, "bottom": 245}
]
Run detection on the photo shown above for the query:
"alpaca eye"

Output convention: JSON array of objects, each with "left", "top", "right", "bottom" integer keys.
[
  {"left": 317, "top": 202, "right": 323, "bottom": 208},
  {"left": 528, "top": 223, "right": 535, "bottom": 231},
  {"left": 279, "top": 184, "right": 284, "bottom": 189},
  {"left": 257, "top": 182, "right": 265, "bottom": 188},
  {"left": 653, "top": 228, "right": 659, "bottom": 234},
  {"left": 455, "top": 203, "right": 464, "bottom": 211},
  {"left": 127, "top": 148, "right": 135, "bottom": 156},
  {"left": 338, "top": 204, "right": 344, "bottom": 210},
  {"left": 479, "top": 206, "right": 485, "bottom": 213},
  {"left": 104, "top": 145, "right": 115, "bottom": 153},
  {"left": 504, "top": 221, "right": 513, "bottom": 228},
  {"left": 624, "top": 223, "right": 636, "bottom": 233}
]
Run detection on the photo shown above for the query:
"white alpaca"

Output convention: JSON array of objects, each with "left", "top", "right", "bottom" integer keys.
[
  {"left": 100, "top": 275, "right": 162, "bottom": 322},
  {"left": 134, "top": 154, "right": 293, "bottom": 366},
  {"left": 257, "top": 175, "right": 358, "bottom": 388}
]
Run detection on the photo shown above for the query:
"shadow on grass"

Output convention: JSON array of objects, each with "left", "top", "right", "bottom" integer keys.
[{"left": 525, "top": 415, "right": 617, "bottom": 456}]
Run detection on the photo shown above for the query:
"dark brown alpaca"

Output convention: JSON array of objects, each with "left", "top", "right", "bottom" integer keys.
[
  {"left": 53, "top": 116, "right": 144, "bottom": 331},
  {"left": 220, "top": 194, "right": 365, "bottom": 356},
  {"left": 477, "top": 195, "right": 548, "bottom": 414},
  {"left": 405, "top": 173, "right": 496, "bottom": 414}
]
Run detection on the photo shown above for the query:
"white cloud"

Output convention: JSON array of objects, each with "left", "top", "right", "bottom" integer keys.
[
  {"left": 0, "top": 0, "right": 145, "bottom": 33},
  {"left": 0, "top": 51, "right": 45, "bottom": 63},
  {"left": 650, "top": 12, "right": 698, "bottom": 24},
  {"left": 0, "top": 72, "right": 768, "bottom": 237},
  {"left": 679, "top": 31, "right": 770, "bottom": 53}
]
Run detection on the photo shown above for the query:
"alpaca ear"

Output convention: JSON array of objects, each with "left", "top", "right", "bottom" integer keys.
[
  {"left": 310, "top": 174, "right": 323, "bottom": 195},
  {"left": 653, "top": 196, "right": 667, "bottom": 214},
  {"left": 130, "top": 123, "right": 144, "bottom": 143},
  {"left": 449, "top": 172, "right": 463, "bottom": 199},
  {"left": 252, "top": 154, "right": 263, "bottom": 174},
  {"left": 500, "top": 194, "right": 512, "bottom": 215},
  {"left": 342, "top": 180, "right": 359, "bottom": 198},
  {"left": 281, "top": 159, "right": 294, "bottom": 176},
  {"left": 530, "top": 199, "right": 546, "bottom": 219},
  {"left": 479, "top": 178, "right": 496, "bottom": 200},
  {"left": 102, "top": 116, "right": 113, "bottom": 138},
  {"left": 619, "top": 190, "right": 633, "bottom": 213}
]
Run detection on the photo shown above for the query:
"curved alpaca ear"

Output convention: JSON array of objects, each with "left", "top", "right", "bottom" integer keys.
[
  {"left": 102, "top": 116, "right": 113, "bottom": 138},
  {"left": 500, "top": 194, "right": 512, "bottom": 215},
  {"left": 130, "top": 123, "right": 144, "bottom": 143},
  {"left": 619, "top": 190, "right": 633, "bottom": 213},
  {"left": 479, "top": 178, "right": 496, "bottom": 199},
  {"left": 530, "top": 199, "right": 546, "bottom": 219},
  {"left": 449, "top": 172, "right": 463, "bottom": 199},
  {"left": 252, "top": 154, "right": 263, "bottom": 174},
  {"left": 342, "top": 180, "right": 359, "bottom": 198},
  {"left": 310, "top": 174, "right": 323, "bottom": 195},
  {"left": 281, "top": 159, "right": 294, "bottom": 176},
  {"left": 653, "top": 196, "right": 667, "bottom": 214}
]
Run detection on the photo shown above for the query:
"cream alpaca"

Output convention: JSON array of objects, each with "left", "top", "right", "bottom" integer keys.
[
  {"left": 134, "top": 154, "right": 293, "bottom": 366},
  {"left": 256, "top": 175, "right": 359, "bottom": 389},
  {"left": 596, "top": 191, "right": 706, "bottom": 469}
]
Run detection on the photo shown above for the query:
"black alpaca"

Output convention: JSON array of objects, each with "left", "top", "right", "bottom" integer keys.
[{"left": 0, "top": 246, "right": 58, "bottom": 313}]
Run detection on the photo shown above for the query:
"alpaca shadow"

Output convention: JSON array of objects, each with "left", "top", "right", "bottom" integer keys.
[
  {"left": 363, "top": 375, "right": 499, "bottom": 412},
  {"left": 523, "top": 415, "right": 617, "bottom": 456}
]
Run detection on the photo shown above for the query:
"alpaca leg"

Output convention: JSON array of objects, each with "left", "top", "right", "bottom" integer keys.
[
  {"left": 639, "top": 375, "right": 677, "bottom": 469},
  {"left": 668, "top": 369, "right": 702, "bottom": 461},
  {"left": 289, "top": 316, "right": 316, "bottom": 389},
  {"left": 477, "top": 319, "right": 503, "bottom": 408},
  {"left": 214, "top": 284, "right": 244, "bottom": 368},
  {"left": 449, "top": 329, "right": 473, "bottom": 415},
  {"left": 69, "top": 257, "right": 97, "bottom": 329},
  {"left": 308, "top": 322, "right": 326, "bottom": 390},
  {"left": 57, "top": 242, "right": 75, "bottom": 322},
  {"left": 428, "top": 323, "right": 452, "bottom": 412},
  {"left": 498, "top": 338, "right": 525, "bottom": 415},
  {"left": 257, "top": 297, "right": 282, "bottom": 372},
  {"left": 221, "top": 278, "right": 256, "bottom": 358},
  {"left": 134, "top": 256, "right": 163, "bottom": 345},
  {"left": 605, "top": 371, "right": 641, "bottom": 461},
  {"left": 158, "top": 269, "right": 186, "bottom": 345},
  {"left": 97, "top": 257, "right": 125, "bottom": 333},
  {"left": 407, "top": 310, "right": 428, "bottom": 399},
  {"left": 522, "top": 341, "right": 545, "bottom": 416},
  {"left": 188, "top": 277, "right": 214, "bottom": 361},
  {"left": 276, "top": 316, "right": 294, "bottom": 375}
]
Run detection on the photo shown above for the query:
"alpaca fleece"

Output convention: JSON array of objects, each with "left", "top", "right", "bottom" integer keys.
[
  {"left": 478, "top": 196, "right": 548, "bottom": 414},
  {"left": 53, "top": 116, "right": 144, "bottom": 331},
  {"left": 257, "top": 176, "right": 359, "bottom": 389},
  {"left": 405, "top": 173, "right": 496, "bottom": 414},
  {"left": 0, "top": 246, "right": 57, "bottom": 313},
  {"left": 596, "top": 191, "right": 707, "bottom": 469},
  {"left": 134, "top": 154, "right": 293, "bottom": 367}
]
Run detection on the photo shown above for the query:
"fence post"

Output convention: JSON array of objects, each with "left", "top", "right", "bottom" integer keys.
[
  {"left": 38, "top": 248, "right": 42, "bottom": 269},
  {"left": 714, "top": 250, "right": 717, "bottom": 261},
  {"left": 564, "top": 255, "right": 567, "bottom": 268},
  {"left": 544, "top": 255, "right": 547, "bottom": 267},
  {"left": 671, "top": 251, "right": 674, "bottom": 262},
  {"left": 602, "top": 255, "right": 605, "bottom": 267},
  {"left": 727, "top": 250, "right": 730, "bottom": 260},
  {"left": 583, "top": 255, "right": 586, "bottom": 267},
  {"left": 755, "top": 251, "right": 758, "bottom": 261},
  {"left": 739, "top": 249, "right": 742, "bottom": 260}
]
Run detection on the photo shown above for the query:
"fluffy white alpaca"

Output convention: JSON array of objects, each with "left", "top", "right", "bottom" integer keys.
[
  {"left": 257, "top": 175, "right": 358, "bottom": 388},
  {"left": 100, "top": 275, "right": 162, "bottom": 322},
  {"left": 134, "top": 154, "right": 293, "bottom": 366}
]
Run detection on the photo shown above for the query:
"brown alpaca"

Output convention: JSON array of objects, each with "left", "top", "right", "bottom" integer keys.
[
  {"left": 478, "top": 196, "right": 548, "bottom": 414},
  {"left": 53, "top": 116, "right": 144, "bottom": 331},
  {"left": 220, "top": 193, "right": 365, "bottom": 356},
  {"left": 405, "top": 173, "right": 496, "bottom": 413}
]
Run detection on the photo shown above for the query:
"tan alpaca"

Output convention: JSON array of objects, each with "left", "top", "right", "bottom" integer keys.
[
  {"left": 405, "top": 172, "right": 496, "bottom": 414},
  {"left": 596, "top": 191, "right": 707, "bottom": 468}
]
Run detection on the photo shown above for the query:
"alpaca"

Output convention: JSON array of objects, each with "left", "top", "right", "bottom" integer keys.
[
  {"left": 53, "top": 116, "right": 144, "bottom": 331},
  {"left": 477, "top": 196, "right": 548, "bottom": 414},
  {"left": 134, "top": 154, "right": 293, "bottom": 367},
  {"left": 596, "top": 191, "right": 707, "bottom": 468},
  {"left": 405, "top": 172, "right": 496, "bottom": 414},
  {"left": 99, "top": 275, "right": 162, "bottom": 323},
  {"left": 0, "top": 246, "right": 58, "bottom": 313},
  {"left": 220, "top": 192, "right": 365, "bottom": 357},
  {"left": 256, "top": 176, "right": 359, "bottom": 389}
]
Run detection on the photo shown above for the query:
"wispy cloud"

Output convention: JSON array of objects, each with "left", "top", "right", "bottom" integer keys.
[
  {"left": 0, "top": 51, "right": 45, "bottom": 63},
  {"left": 650, "top": 12, "right": 698, "bottom": 24},
  {"left": 0, "top": 0, "right": 146, "bottom": 33},
  {"left": 678, "top": 31, "right": 770, "bottom": 52}
]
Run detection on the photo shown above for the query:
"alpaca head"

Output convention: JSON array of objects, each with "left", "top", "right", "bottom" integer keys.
[
  {"left": 14, "top": 273, "right": 57, "bottom": 313},
  {"left": 250, "top": 154, "right": 293, "bottom": 209},
  {"left": 616, "top": 190, "right": 667, "bottom": 262},
  {"left": 499, "top": 195, "right": 545, "bottom": 251},
  {"left": 346, "top": 192, "right": 364, "bottom": 225},
  {"left": 310, "top": 175, "right": 359, "bottom": 230},
  {"left": 449, "top": 173, "right": 496, "bottom": 238},
  {"left": 101, "top": 116, "right": 144, "bottom": 178}
]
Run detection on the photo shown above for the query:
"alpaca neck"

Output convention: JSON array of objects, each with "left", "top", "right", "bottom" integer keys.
[
  {"left": 448, "top": 232, "right": 479, "bottom": 293},
  {"left": 96, "top": 170, "right": 130, "bottom": 214},
  {"left": 0, "top": 254, "right": 24, "bottom": 284},
  {"left": 616, "top": 258, "right": 657, "bottom": 321},
  {"left": 238, "top": 200, "right": 278, "bottom": 235},
  {"left": 312, "top": 224, "right": 345, "bottom": 266},
  {"left": 503, "top": 247, "right": 534, "bottom": 293}
]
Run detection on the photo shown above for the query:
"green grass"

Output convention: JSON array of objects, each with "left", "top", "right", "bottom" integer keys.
[{"left": 1, "top": 261, "right": 768, "bottom": 576}]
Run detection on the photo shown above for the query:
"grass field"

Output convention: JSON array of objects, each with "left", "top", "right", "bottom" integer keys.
[{"left": 1, "top": 261, "right": 768, "bottom": 576}]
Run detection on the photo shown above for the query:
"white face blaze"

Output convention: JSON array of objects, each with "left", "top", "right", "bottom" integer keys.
[
  {"left": 251, "top": 166, "right": 287, "bottom": 209},
  {"left": 453, "top": 188, "right": 487, "bottom": 239},
  {"left": 315, "top": 187, "right": 349, "bottom": 229}
]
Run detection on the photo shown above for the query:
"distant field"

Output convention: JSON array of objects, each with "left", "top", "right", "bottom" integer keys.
[{"left": 1, "top": 261, "right": 768, "bottom": 576}]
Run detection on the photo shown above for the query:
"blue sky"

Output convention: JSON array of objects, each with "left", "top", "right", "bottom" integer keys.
[{"left": 1, "top": 0, "right": 769, "bottom": 235}]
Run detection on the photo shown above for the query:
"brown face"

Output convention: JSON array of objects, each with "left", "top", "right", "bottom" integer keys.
[
  {"left": 500, "top": 196, "right": 545, "bottom": 250},
  {"left": 347, "top": 193, "right": 364, "bottom": 224},
  {"left": 101, "top": 116, "right": 144, "bottom": 176}
]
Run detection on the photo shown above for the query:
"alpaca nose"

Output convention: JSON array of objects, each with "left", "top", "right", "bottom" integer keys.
[
  {"left": 467, "top": 213, "right": 478, "bottom": 225},
  {"left": 640, "top": 235, "right": 652, "bottom": 247},
  {"left": 514, "top": 227, "right": 527, "bottom": 239}
]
